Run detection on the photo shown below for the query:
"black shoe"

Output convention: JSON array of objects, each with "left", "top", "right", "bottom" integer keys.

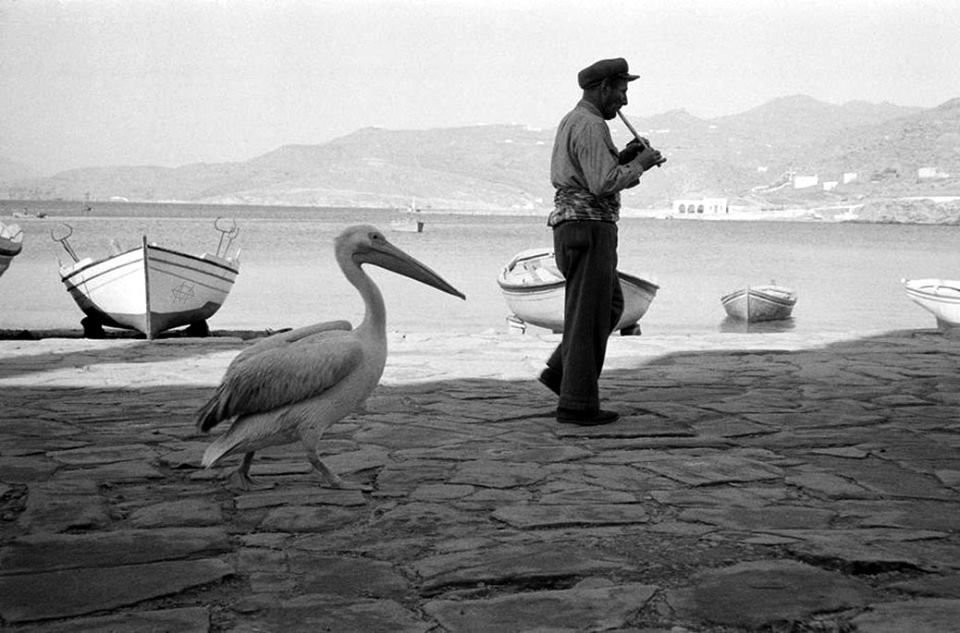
[
  {"left": 556, "top": 407, "right": 620, "bottom": 426},
  {"left": 538, "top": 368, "right": 561, "bottom": 396}
]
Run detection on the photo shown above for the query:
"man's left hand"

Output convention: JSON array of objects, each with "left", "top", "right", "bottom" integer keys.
[{"left": 618, "top": 139, "right": 646, "bottom": 165}]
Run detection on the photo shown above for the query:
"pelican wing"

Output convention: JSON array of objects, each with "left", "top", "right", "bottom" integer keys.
[
  {"left": 229, "top": 320, "right": 352, "bottom": 368},
  {"left": 197, "top": 330, "right": 363, "bottom": 432}
]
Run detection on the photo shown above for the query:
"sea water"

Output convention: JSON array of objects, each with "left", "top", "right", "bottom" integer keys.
[{"left": 2, "top": 199, "right": 959, "bottom": 336}]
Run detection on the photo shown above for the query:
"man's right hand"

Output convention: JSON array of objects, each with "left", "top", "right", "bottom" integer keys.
[{"left": 637, "top": 144, "right": 665, "bottom": 170}]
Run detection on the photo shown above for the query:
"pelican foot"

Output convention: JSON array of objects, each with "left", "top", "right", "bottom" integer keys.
[
  {"left": 311, "top": 468, "right": 372, "bottom": 491},
  {"left": 227, "top": 470, "right": 274, "bottom": 491}
]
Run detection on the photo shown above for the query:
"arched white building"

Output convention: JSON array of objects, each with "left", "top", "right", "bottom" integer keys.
[{"left": 671, "top": 197, "right": 729, "bottom": 216}]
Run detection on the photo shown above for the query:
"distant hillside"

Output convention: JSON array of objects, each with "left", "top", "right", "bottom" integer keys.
[
  {"left": 0, "top": 157, "right": 39, "bottom": 182},
  {"left": 3, "top": 96, "right": 958, "bottom": 211}
]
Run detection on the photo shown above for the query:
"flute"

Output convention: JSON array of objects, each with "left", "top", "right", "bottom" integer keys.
[{"left": 618, "top": 111, "right": 666, "bottom": 167}]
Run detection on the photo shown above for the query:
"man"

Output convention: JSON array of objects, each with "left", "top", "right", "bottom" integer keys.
[{"left": 539, "top": 57, "right": 664, "bottom": 426}]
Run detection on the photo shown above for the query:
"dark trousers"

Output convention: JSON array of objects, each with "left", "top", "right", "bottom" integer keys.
[{"left": 545, "top": 221, "right": 624, "bottom": 411}]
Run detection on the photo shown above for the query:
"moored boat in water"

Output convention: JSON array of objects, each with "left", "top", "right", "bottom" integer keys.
[
  {"left": 0, "top": 221, "right": 24, "bottom": 279},
  {"left": 496, "top": 248, "right": 659, "bottom": 334},
  {"left": 721, "top": 285, "right": 797, "bottom": 322},
  {"left": 903, "top": 278, "right": 960, "bottom": 329},
  {"left": 53, "top": 219, "right": 241, "bottom": 338},
  {"left": 390, "top": 199, "right": 425, "bottom": 233}
]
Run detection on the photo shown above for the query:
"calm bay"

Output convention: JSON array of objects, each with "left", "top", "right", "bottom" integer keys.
[{"left": 2, "top": 199, "right": 958, "bottom": 337}]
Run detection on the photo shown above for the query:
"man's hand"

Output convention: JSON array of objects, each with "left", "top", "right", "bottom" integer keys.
[
  {"left": 637, "top": 144, "right": 665, "bottom": 170},
  {"left": 618, "top": 139, "right": 645, "bottom": 165},
  {"left": 620, "top": 138, "right": 665, "bottom": 169}
]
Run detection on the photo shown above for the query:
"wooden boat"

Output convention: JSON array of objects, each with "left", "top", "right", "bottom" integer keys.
[
  {"left": 0, "top": 221, "right": 24, "bottom": 279},
  {"left": 497, "top": 248, "right": 659, "bottom": 334},
  {"left": 903, "top": 278, "right": 960, "bottom": 329},
  {"left": 53, "top": 219, "right": 240, "bottom": 339},
  {"left": 721, "top": 285, "right": 797, "bottom": 322},
  {"left": 12, "top": 209, "right": 46, "bottom": 219},
  {"left": 390, "top": 199, "right": 425, "bottom": 233}
]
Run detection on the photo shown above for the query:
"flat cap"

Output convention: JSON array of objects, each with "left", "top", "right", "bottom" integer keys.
[{"left": 577, "top": 57, "right": 639, "bottom": 89}]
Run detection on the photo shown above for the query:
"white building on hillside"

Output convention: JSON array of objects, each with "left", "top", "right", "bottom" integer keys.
[
  {"left": 793, "top": 175, "right": 819, "bottom": 189},
  {"left": 918, "top": 166, "right": 950, "bottom": 179},
  {"left": 672, "top": 197, "right": 729, "bottom": 216}
]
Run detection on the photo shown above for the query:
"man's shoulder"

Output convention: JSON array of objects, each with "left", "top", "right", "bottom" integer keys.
[{"left": 559, "top": 102, "right": 605, "bottom": 133}]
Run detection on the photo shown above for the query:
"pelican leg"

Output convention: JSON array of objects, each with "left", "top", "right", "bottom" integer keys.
[
  {"left": 303, "top": 446, "right": 372, "bottom": 490},
  {"left": 227, "top": 452, "right": 273, "bottom": 491},
  {"left": 305, "top": 451, "right": 347, "bottom": 488}
]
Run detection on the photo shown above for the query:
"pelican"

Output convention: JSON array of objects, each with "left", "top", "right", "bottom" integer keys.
[{"left": 197, "top": 225, "right": 465, "bottom": 490}]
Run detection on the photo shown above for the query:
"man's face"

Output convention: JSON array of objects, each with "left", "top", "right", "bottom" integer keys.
[{"left": 599, "top": 79, "right": 629, "bottom": 120}]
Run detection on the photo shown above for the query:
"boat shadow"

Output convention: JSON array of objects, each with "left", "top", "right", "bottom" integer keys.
[
  {"left": 718, "top": 316, "right": 797, "bottom": 334},
  {"left": 0, "top": 329, "right": 278, "bottom": 379}
]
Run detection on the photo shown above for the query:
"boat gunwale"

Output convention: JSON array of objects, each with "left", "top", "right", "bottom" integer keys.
[
  {"left": 60, "top": 243, "right": 239, "bottom": 284},
  {"left": 721, "top": 287, "right": 797, "bottom": 308},
  {"left": 498, "top": 270, "right": 659, "bottom": 294}
]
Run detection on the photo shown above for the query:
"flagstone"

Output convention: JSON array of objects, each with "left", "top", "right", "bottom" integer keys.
[
  {"left": 666, "top": 559, "right": 875, "bottom": 629},
  {"left": 0, "top": 455, "right": 59, "bottom": 482},
  {"left": 258, "top": 505, "right": 361, "bottom": 532},
  {"left": 555, "top": 418, "right": 702, "bottom": 439},
  {"left": 839, "top": 500, "right": 960, "bottom": 531},
  {"left": 246, "top": 596, "right": 430, "bottom": 633},
  {"left": 288, "top": 554, "right": 410, "bottom": 599},
  {"left": 129, "top": 498, "right": 223, "bottom": 527},
  {"left": 411, "top": 483, "right": 476, "bottom": 501},
  {"left": 935, "top": 469, "right": 960, "bottom": 487},
  {"left": 0, "top": 527, "right": 231, "bottom": 572},
  {"left": 787, "top": 536, "right": 960, "bottom": 573},
  {"left": 47, "top": 443, "right": 157, "bottom": 465},
  {"left": 17, "top": 479, "right": 108, "bottom": 532},
  {"left": 61, "top": 460, "right": 165, "bottom": 482},
  {"left": 492, "top": 503, "right": 649, "bottom": 529},
  {"left": 650, "top": 485, "right": 788, "bottom": 508},
  {"left": 14, "top": 606, "right": 210, "bottom": 633},
  {"left": 887, "top": 573, "right": 960, "bottom": 598},
  {"left": 424, "top": 582, "right": 658, "bottom": 633},
  {"left": 785, "top": 470, "right": 877, "bottom": 498},
  {"left": 638, "top": 453, "right": 783, "bottom": 486},
  {"left": 678, "top": 505, "right": 835, "bottom": 530},
  {"left": 804, "top": 456, "right": 956, "bottom": 500},
  {"left": 538, "top": 486, "right": 637, "bottom": 504},
  {"left": 412, "top": 543, "right": 632, "bottom": 595},
  {"left": 0, "top": 558, "right": 234, "bottom": 623},
  {"left": 449, "top": 460, "right": 547, "bottom": 488},
  {"left": 810, "top": 445, "right": 870, "bottom": 458},
  {"left": 236, "top": 487, "right": 367, "bottom": 510},
  {"left": 851, "top": 598, "right": 960, "bottom": 633}
]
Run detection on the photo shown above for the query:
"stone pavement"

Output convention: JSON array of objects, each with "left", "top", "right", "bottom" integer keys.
[{"left": 1, "top": 328, "right": 959, "bottom": 632}]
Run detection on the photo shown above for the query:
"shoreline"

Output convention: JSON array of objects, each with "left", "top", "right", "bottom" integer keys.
[{"left": 5, "top": 194, "right": 960, "bottom": 224}]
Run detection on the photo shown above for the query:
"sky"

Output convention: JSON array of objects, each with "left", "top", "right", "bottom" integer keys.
[{"left": 2, "top": 0, "right": 959, "bottom": 174}]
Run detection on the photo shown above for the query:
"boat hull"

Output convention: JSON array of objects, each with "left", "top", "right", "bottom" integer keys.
[
  {"left": 497, "top": 249, "right": 659, "bottom": 333},
  {"left": 721, "top": 285, "right": 797, "bottom": 322},
  {"left": 903, "top": 278, "right": 960, "bottom": 328},
  {"left": 59, "top": 238, "right": 239, "bottom": 338},
  {"left": 390, "top": 220, "right": 424, "bottom": 233},
  {"left": 0, "top": 252, "right": 18, "bottom": 278},
  {"left": 0, "top": 222, "right": 23, "bottom": 279}
]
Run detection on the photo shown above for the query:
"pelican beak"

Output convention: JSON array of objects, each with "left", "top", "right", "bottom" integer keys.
[{"left": 363, "top": 239, "right": 466, "bottom": 300}]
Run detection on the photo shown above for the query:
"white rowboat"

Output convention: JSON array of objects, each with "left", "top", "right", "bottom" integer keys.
[
  {"left": 721, "top": 285, "right": 797, "bottom": 322},
  {"left": 0, "top": 221, "right": 24, "bottom": 279},
  {"left": 903, "top": 278, "right": 960, "bottom": 329},
  {"left": 55, "top": 221, "right": 240, "bottom": 338},
  {"left": 497, "top": 248, "right": 659, "bottom": 334}
]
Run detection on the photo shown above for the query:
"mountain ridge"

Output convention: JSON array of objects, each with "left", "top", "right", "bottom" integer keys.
[{"left": 2, "top": 96, "right": 957, "bottom": 210}]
